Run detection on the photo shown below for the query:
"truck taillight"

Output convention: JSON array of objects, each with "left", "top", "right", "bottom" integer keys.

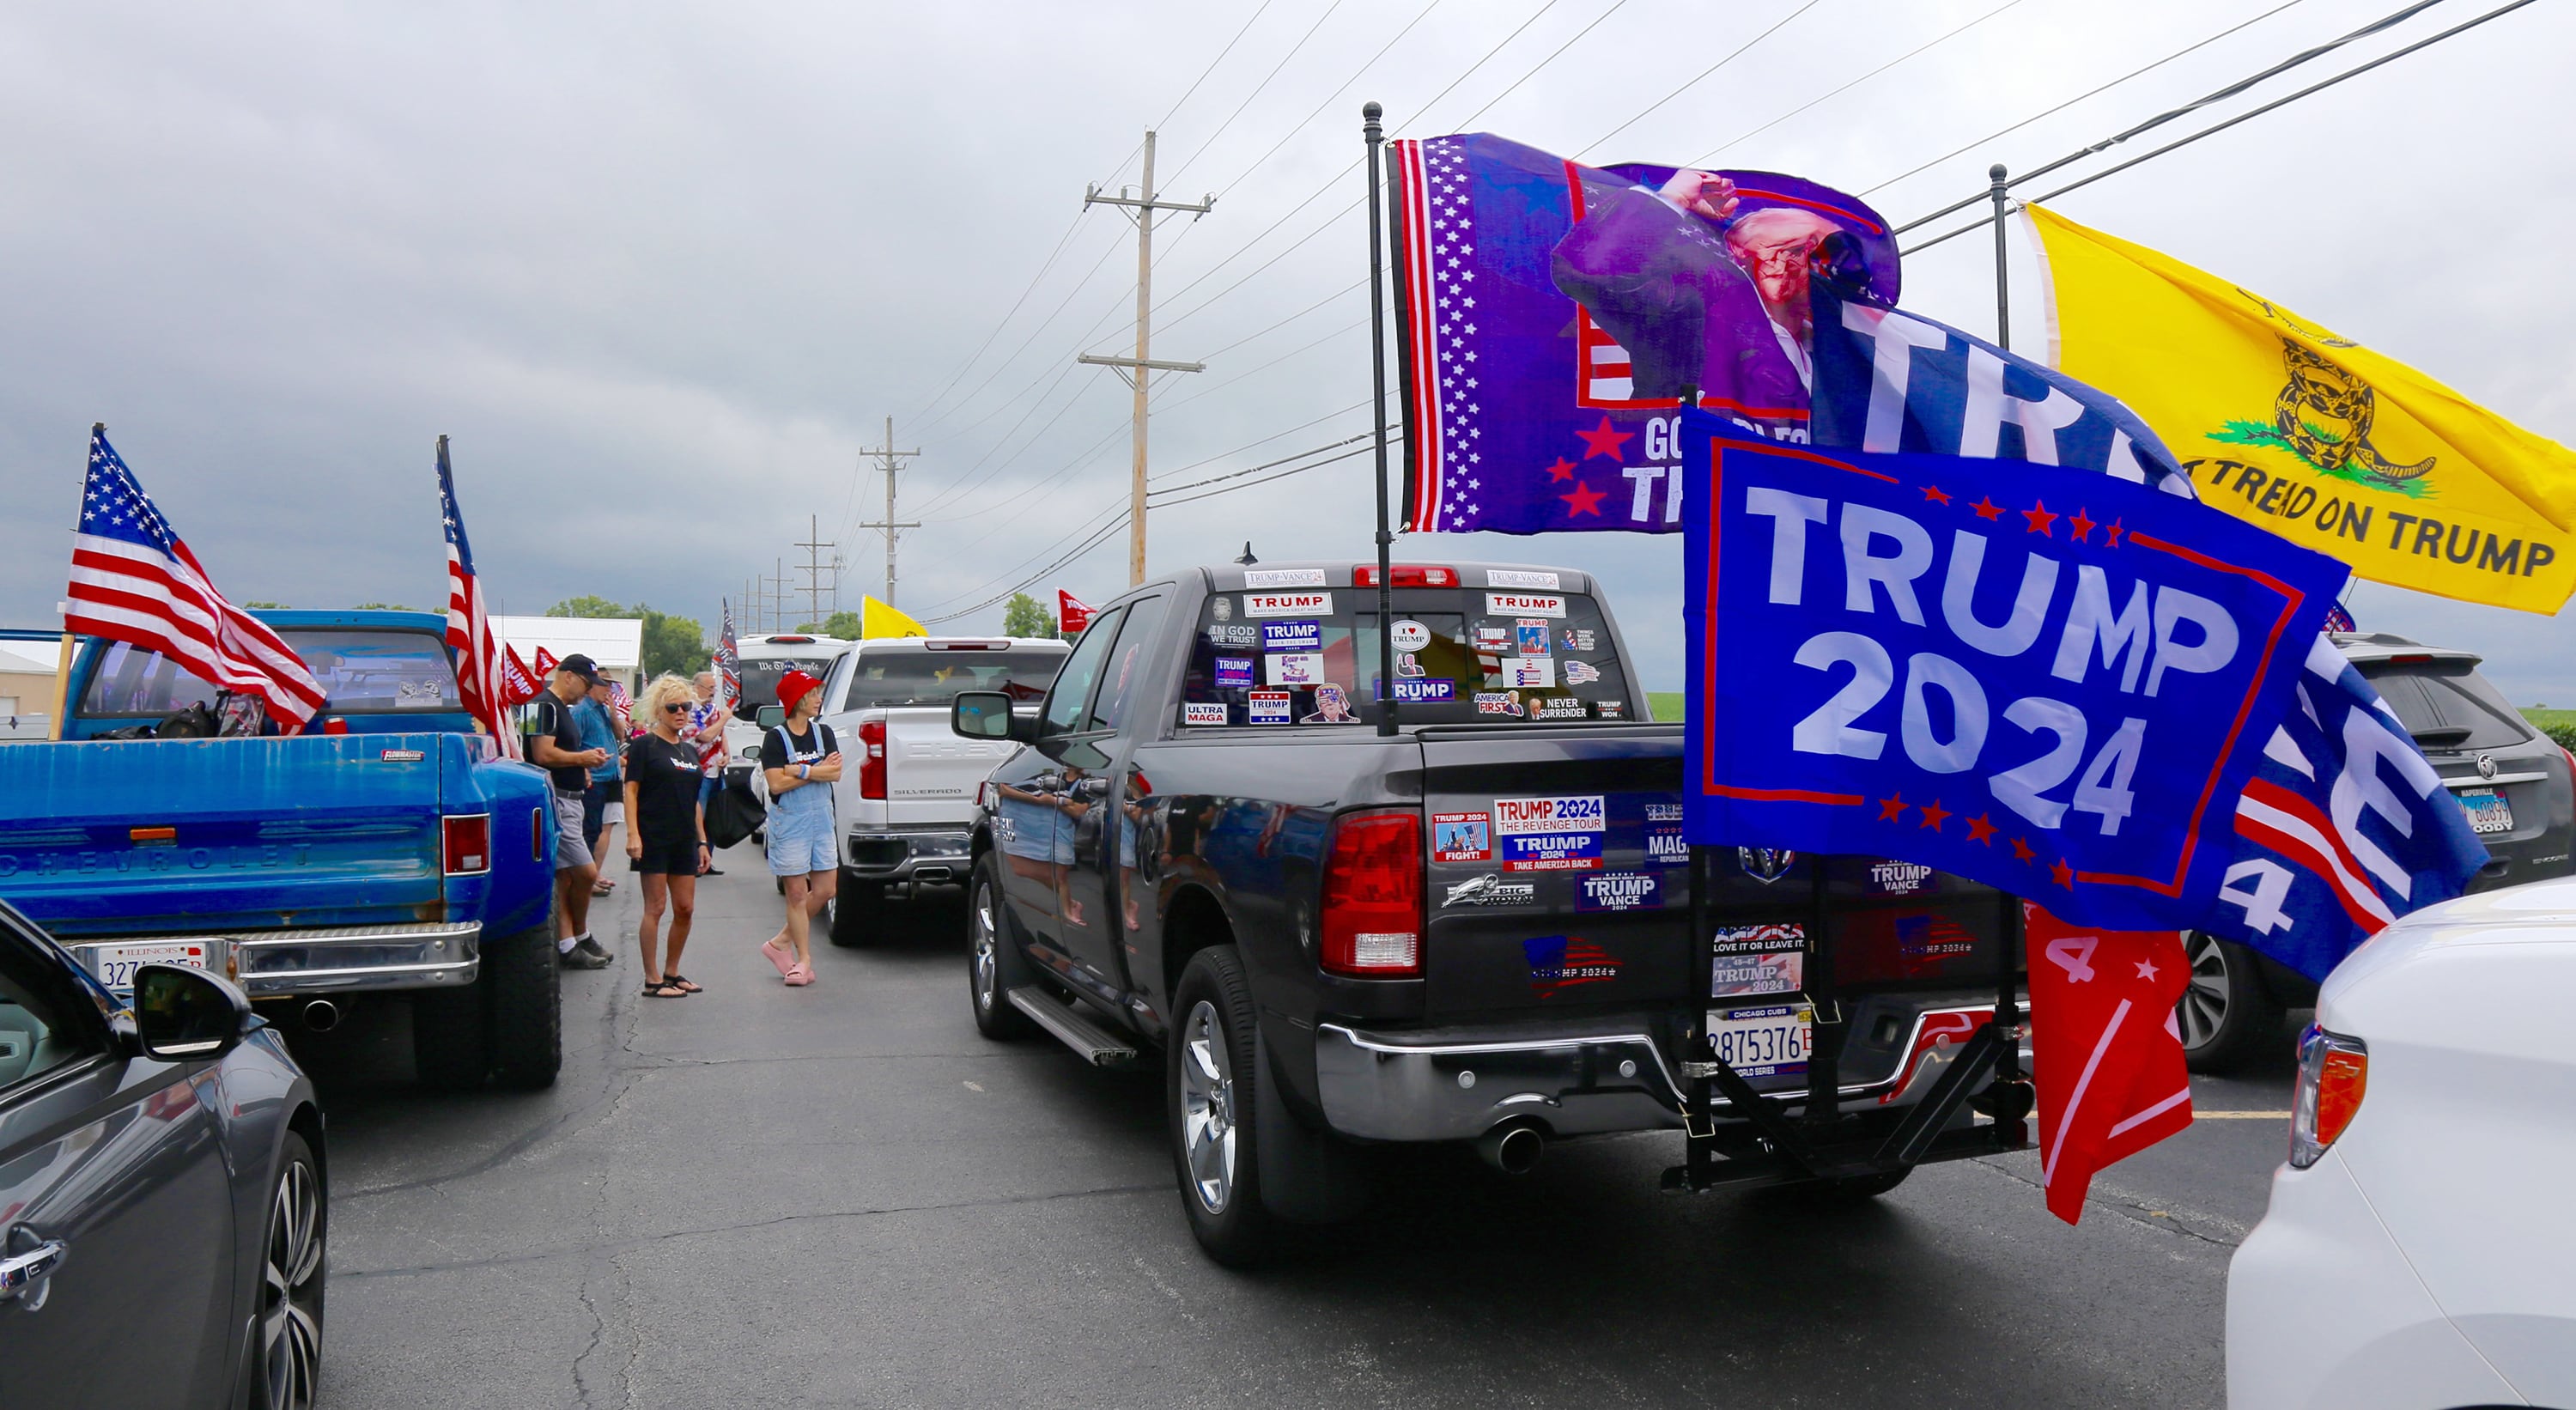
[
  {"left": 442, "top": 814, "right": 491, "bottom": 875},
  {"left": 2290, "top": 1025, "right": 2367, "bottom": 1169},
  {"left": 860, "top": 719, "right": 888, "bottom": 800},
  {"left": 1353, "top": 564, "right": 1458, "bottom": 587},
  {"left": 1319, "top": 810, "right": 1422, "bottom": 976}
]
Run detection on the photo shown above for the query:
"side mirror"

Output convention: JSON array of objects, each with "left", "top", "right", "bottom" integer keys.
[
  {"left": 739, "top": 744, "right": 762, "bottom": 765},
  {"left": 951, "top": 691, "right": 1022, "bottom": 743},
  {"left": 756, "top": 705, "right": 786, "bottom": 730},
  {"left": 132, "top": 964, "right": 252, "bottom": 1062}
]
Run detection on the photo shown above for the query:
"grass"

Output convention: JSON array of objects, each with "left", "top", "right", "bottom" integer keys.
[
  {"left": 2525, "top": 708, "right": 2576, "bottom": 731},
  {"left": 1649, "top": 692, "right": 1684, "bottom": 723}
]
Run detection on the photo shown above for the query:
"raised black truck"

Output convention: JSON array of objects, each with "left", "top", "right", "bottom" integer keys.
[{"left": 948, "top": 560, "right": 2032, "bottom": 1263}]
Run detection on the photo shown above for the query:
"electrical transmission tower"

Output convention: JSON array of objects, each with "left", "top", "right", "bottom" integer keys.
[
  {"left": 857, "top": 416, "right": 920, "bottom": 605},
  {"left": 1078, "top": 130, "right": 1212, "bottom": 586},
  {"left": 795, "top": 515, "right": 837, "bottom": 625}
]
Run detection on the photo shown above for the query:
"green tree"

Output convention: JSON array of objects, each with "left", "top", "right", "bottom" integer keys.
[
  {"left": 819, "top": 610, "right": 864, "bottom": 640},
  {"left": 243, "top": 600, "right": 288, "bottom": 610},
  {"left": 1000, "top": 592, "right": 1057, "bottom": 639},
  {"left": 546, "top": 597, "right": 706, "bottom": 679},
  {"left": 352, "top": 601, "right": 417, "bottom": 611}
]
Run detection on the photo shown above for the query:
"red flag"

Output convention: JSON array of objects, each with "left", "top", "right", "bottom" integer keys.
[
  {"left": 499, "top": 645, "right": 543, "bottom": 707},
  {"left": 2024, "top": 903, "right": 2193, "bottom": 1225},
  {"left": 533, "top": 646, "right": 559, "bottom": 677},
  {"left": 1057, "top": 590, "right": 1091, "bottom": 637}
]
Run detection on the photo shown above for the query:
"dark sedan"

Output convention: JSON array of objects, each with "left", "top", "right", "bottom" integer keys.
[{"left": 0, "top": 899, "right": 325, "bottom": 1407}]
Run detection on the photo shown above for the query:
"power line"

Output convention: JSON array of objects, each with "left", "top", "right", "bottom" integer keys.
[
  {"left": 899, "top": 210, "right": 1088, "bottom": 433},
  {"left": 1149, "top": 440, "right": 1388, "bottom": 509},
  {"left": 1147, "top": 399, "right": 1370, "bottom": 483},
  {"left": 1857, "top": 0, "right": 2309, "bottom": 198},
  {"left": 1206, "top": 0, "right": 1449, "bottom": 201},
  {"left": 1901, "top": 0, "right": 2533, "bottom": 253},
  {"left": 1148, "top": 432, "right": 1378, "bottom": 495},
  {"left": 1686, "top": 0, "right": 2032, "bottom": 167},
  {"left": 1159, "top": 0, "right": 1279, "bottom": 131},
  {"left": 1572, "top": 0, "right": 1825, "bottom": 161},
  {"left": 1444, "top": 0, "right": 1637, "bottom": 131},
  {"left": 1161, "top": 0, "right": 1351, "bottom": 189},
  {"left": 1894, "top": 0, "right": 2458, "bottom": 235}
]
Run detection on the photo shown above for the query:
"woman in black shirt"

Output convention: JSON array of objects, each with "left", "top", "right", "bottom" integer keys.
[{"left": 623, "top": 674, "right": 712, "bottom": 997}]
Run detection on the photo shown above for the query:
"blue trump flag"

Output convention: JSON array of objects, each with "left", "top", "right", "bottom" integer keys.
[{"left": 1680, "top": 410, "right": 2353, "bottom": 933}]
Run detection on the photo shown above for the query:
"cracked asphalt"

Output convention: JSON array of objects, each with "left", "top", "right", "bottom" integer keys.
[{"left": 293, "top": 864, "right": 2299, "bottom": 1408}]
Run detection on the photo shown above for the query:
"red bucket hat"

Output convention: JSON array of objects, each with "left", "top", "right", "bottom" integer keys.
[{"left": 776, "top": 669, "right": 823, "bottom": 715}]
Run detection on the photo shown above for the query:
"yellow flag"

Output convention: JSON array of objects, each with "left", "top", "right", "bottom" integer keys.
[
  {"left": 860, "top": 595, "right": 927, "bottom": 639},
  {"left": 2027, "top": 204, "right": 2576, "bottom": 614}
]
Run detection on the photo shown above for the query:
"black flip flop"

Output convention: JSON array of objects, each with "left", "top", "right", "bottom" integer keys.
[
  {"left": 664, "top": 973, "right": 702, "bottom": 994},
  {"left": 641, "top": 979, "right": 687, "bottom": 998}
]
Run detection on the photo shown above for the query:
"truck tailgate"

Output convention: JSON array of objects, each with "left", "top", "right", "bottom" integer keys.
[
  {"left": 877, "top": 708, "right": 1018, "bottom": 824},
  {"left": 1418, "top": 726, "right": 1692, "bottom": 1019},
  {"left": 0, "top": 735, "right": 446, "bottom": 933}
]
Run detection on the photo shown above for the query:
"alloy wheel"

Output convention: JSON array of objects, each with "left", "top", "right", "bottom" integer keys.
[
  {"left": 2177, "top": 933, "right": 2228, "bottom": 1052},
  {"left": 258, "top": 1156, "right": 325, "bottom": 1410},
  {"left": 1178, "top": 1000, "right": 1236, "bottom": 1214},
  {"left": 970, "top": 881, "right": 999, "bottom": 1013}
]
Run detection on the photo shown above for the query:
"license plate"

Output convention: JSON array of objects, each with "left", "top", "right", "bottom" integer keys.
[
  {"left": 85, "top": 940, "right": 216, "bottom": 994},
  {"left": 1710, "top": 1001, "right": 1814, "bottom": 1079},
  {"left": 2457, "top": 787, "right": 2514, "bottom": 836}
]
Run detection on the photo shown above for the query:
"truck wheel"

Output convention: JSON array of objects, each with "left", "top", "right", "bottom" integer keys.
[
  {"left": 1170, "top": 945, "right": 1278, "bottom": 1267},
  {"left": 967, "top": 857, "right": 1034, "bottom": 1041},
  {"left": 827, "top": 875, "right": 883, "bottom": 948},
  {"left": 483, "top": 924, "right": 562, "bottom": 1090},
  {"left": 410, "top": 980, "right": 489, "bottom": 1091},
  {"left": 2177, "top": 932, "right": 2284, "bottom": 1074}
]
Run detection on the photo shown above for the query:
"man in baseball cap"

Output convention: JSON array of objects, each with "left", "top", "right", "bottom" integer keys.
[{"left": 526, "top": 655, "right": 614, "bottom": 969}]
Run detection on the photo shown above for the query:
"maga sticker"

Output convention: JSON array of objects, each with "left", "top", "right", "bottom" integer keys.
[{"left": 1182, "top": 702, "right": 1230, "bottom": 726}]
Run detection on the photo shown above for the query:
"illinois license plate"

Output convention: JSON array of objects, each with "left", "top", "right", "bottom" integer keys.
[
  {"left": 84, "top": 940, "right": 216, "bottom": 994},
  {"left": 1710, "top": 1001, "right": 1814, "bottom": 1079},
  {"left": 2456, "top": 787, "right": 2514, "bottom": 836}
]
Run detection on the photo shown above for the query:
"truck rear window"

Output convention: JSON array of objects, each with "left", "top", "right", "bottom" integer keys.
[
  {"left": 1176, "top": 588, "right": 1635, "bottom": 727},
  {"left": 80, "top": 631, "right": 462, "bottom": 716},
  {"left": 842, "top": 652, "right": 1063, "bottom": 709}
]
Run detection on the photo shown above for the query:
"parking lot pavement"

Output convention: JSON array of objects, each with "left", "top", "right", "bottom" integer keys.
[{"left": 301, "top": 860, "right": 2299, "bottom": 1409}]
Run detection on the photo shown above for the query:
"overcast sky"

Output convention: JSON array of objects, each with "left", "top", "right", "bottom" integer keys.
[{"left": 5, "top": 0, "right": 2571, "bottom": 701}]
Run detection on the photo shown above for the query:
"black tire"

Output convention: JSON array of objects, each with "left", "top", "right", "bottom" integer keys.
[
  {"left": 484, "top": 923, "right": 562, "bottom": 1090},
  {"left": 967, "top": 854, "right": 1035, "bottom": 1041},
  {"left": 1169, "top": 945, "right": 1278, "bottom": 1267},
  {"left": 410, "top": 980, "right": 489, "bottom": 1090},
  {"left": 248, "top": 1129, "right": 325, "bottom": 1410},
  {"left": 2177, "top": 932, "right": 2286, "bottom": 1074},
  {"left": 827, "top": 874, "right": 883, "bottom": 948}
]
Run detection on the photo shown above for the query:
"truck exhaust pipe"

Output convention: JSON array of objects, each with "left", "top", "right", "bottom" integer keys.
[
  {"left": 301, "top": 1000, "right": 339, "bottom": 1033},
  {"left": 1477, "top": 1121, "right": 1545, "bottom": 1176}
]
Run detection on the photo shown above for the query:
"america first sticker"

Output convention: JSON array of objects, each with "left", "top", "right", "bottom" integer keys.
[{"left": 1494, "top": 794, "right": 1607, "bottom": 872}]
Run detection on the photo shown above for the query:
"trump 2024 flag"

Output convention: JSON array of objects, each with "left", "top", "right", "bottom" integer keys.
[
  {"left": 1680, "top": 411, "right": 2352, "bottom": 935},
  {"left": 2024, "top": 904, "right": 2192, "bottom": 1225}
]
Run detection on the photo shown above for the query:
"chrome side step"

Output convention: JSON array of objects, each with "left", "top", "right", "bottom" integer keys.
[{"left": 1005, "top": 987, "right": 1140, "bottom": 1067}]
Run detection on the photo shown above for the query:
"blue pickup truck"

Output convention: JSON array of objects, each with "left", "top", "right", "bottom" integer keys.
[{"left": 0, "top": 610, "right": 562, "bottom": 1088}]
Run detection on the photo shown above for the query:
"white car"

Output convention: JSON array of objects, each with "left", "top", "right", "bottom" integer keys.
[
  {"left": 722, "top": 633, "right": 850, "bottom": 795},
  {"left": 2227, "top": 875, "right": 2576, "bottom": 1409}
]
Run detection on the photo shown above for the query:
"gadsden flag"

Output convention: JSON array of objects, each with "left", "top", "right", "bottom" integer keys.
[{"left": 2027, "top": 204, "right": 2576, "bottom": 615}]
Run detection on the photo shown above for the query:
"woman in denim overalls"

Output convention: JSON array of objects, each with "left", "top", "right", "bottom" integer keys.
[{"left": 758, "top": 670, "right": 841, "bottom": 987}]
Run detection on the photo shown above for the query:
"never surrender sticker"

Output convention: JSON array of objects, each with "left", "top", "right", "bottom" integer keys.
[
  {"left": 1244, "top": 591, "right": 1331, "bottom": 618},
  {"left": 1577, "top": 871, "right": 1662, "bottom": 911},
  {"left": 1486, "top": 592, "right": 1564, "bottom": 617}
]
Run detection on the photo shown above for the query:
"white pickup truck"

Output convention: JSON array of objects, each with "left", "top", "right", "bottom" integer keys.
[
  {"left": 721, "top": 633, "right": 850, "bottom": 799},
  {"left": 810, "top": 636, "right": 1067, "bottom": 941}
]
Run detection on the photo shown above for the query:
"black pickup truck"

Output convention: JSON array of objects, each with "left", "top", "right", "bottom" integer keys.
[{"left": 949, "top": 559, "right": 2031, "bottom": 1263}]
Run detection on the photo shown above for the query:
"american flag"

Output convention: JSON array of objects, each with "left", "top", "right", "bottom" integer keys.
[
  {"left": 715, "top": 598, "right": 739, "bottom": 707},
  {"left": 65, "top": 425, "right": 325, "bottom": 726},
  {"left": 438, "top": 435, "right": 523, "bottom": 759},
  {"left": 608, "top": 678, "right": 633, "bottom": 736}
]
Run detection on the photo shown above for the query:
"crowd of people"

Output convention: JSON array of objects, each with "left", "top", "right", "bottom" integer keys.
[{"left": 519, "top": 655, "right": 846, "bottom": 997}]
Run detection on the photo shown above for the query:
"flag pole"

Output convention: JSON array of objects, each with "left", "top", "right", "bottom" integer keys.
[
  {"left": 46, "top": 421, "right": 112, "bottom": 741},
  {"left": 1365, "top": 101, "right": 1397, "bottom": 738},
  {"left": 1989, "top": 164, "right": 2012, "bottom": 350}
]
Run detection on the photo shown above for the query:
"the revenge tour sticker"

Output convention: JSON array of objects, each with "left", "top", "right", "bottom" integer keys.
[{"left": 1494, "top": 794, "right": 1606, "bottom": 872}]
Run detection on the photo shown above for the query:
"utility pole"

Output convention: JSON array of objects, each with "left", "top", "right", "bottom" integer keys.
[
  {"left": 1078, "top": 130, "right": 1212, "bottom": 586},
  {"left": 856, "top": 416, "right": 920, "bottom": 605},
  {"left": 770, "top": 557, "right": 794, "bottom": 630},
  {"left": 795, "top": 514, "right": 836, "bottom": 624}
]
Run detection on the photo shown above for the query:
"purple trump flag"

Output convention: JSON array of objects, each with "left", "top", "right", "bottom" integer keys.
[{"left": 1391, "top": 133, "right": 1899, "bottom": 536}]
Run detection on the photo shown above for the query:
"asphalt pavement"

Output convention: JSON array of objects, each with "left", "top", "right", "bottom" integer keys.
[{"left": 296, "top": 859, "right": 2301, "bottom": 1409}]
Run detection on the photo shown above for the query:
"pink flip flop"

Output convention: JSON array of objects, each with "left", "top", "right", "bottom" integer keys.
[
  {"left": 784, "top": 963, "right": 814, "bottom": 988},
  {"left": 760, "top": 938, "right": 797, "bottom": 979}
]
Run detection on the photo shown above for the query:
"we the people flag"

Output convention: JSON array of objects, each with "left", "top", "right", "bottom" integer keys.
[
  {"left": 1390, "top": 133, "right": 1898, "bottom": 535},
  {"left": 64, "top": 427, "right": 327, "bottom": 727},
  {"left": 715, "top": 598, "right": 740, "bottom": 707},
  {"left": 1679, "top": 413, "right": 2353, "bottom": 934},
  {"left": 2023, "top": 904, "right": 2192, "bottom": 1225},
  {"left": 2027, "top": 204, "right": 2576, "bottom": 613}
]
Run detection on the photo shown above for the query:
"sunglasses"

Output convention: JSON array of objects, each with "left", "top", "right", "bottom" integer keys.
[{"left": 661, "top": 702, "right": 690, "bottom": 714}]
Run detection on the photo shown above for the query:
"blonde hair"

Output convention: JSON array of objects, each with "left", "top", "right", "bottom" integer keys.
[{"left": 638, "top": 672, "right": 696, "bottom": 728}]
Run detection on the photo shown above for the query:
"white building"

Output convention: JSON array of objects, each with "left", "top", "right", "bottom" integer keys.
[{"left": 494, "top": 616, "right": 646, "bottom": 692}]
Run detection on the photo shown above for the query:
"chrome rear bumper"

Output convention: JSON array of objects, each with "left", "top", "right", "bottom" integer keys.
[{"left": 70, "top": 921, "right": 481, "bottom": 998}]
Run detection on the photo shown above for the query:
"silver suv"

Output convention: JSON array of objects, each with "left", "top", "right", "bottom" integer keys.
[{"left": 2180, "top": 632, "right": 2575, "bottom": 1072}]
